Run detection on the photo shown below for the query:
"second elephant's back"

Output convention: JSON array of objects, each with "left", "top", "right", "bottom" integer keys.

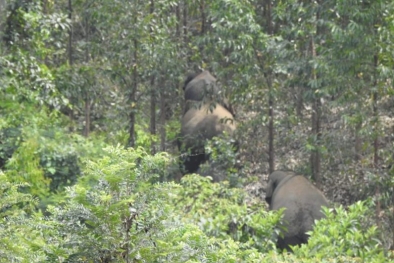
[
  {"left": 272, "top": 176, "right": 328, "bottom": 235},
  {"left": 272, "top": 176, "right": 328, "bottom": 210}
]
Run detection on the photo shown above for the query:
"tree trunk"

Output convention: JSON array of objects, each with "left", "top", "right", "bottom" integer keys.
[
  {"left": 310, "top": 97, "right": 321, "bottom": 185},
  {"left": 128, "top": 43, "right": 137, "bottom": 148},
  {"left": 68, "top": 0, "right": 73, "bottom": 66},
  {"left": 159, "top": 79, "right": 166, "bottom": 152},
  {"left": 310, "top": 1, "right": 322, "bottom": 187},
  {"left": 295, "top": 85, "right": 304, "bottom": 118},
  {"left": 83, "top": 5, "right": 91, "bottom": 138},
  {"left": 149, "top": 0, "right": 156, "bottom": 154},
  {"left": 373, "top": 54, "right": 381, "bottom": 226},
  {"left": 310, "top": 38, "right": 322, "bottom": 186},
  {"left": 150, "top": 76, "right": 156, "bottom": 154},
  {"left": 268, "top": 81, "right": 275, "bottom": 174},
  {"left": 67, "top": 0, "right": 74, "bottom": 131},
  {"left": 84, "top": 98, "right": 90, "bottom": 137},
  {"left": 266, "top": 0, "right": 275, "bottom": 173},
  {"left": 175, "top": 1, "right": 180, "bottom": 37},
  {"left": 354, "top": 116, "right": 362, "bottom": 161},
  {"left": 0, "top": 1, "right": 5, "bottom": 37},
  {"left": 199, "top": 0, "right": 205, "bottom": 35},
  {"left": 183, "top": 1, "right": 188, "bottom": 42},
  {"left": 128, "top": 12, "right": 138, "bottom": 148}
]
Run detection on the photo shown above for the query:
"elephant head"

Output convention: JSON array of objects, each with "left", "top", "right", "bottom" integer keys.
[
  {"left": 178, "top": 71, "right": 237, "bottom": 175},
  {"left": 265, "top": 170, "right": 329, "bottom": 251}
]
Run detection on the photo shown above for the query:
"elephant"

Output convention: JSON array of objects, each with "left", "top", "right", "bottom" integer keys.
[
  {"left": 183, "top": 71, "right": 234, "bottom": 116},
  {"left": 178, "top": 71, "right": 237, "bottom": 175},
  {"left": 265, "top": 170, "right": 329, "bottom": 251},
  {"left": 183, "top": 71, "right": 218, "bottom": 102}
]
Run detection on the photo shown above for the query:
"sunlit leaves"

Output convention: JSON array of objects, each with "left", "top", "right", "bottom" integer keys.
[{"left": 294, "top": 201, "right": 386, "bottom": 262}]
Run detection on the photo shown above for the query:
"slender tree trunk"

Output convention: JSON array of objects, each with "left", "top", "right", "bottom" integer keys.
[
  {"left": 373, "top": 59, "right": 379, "bottom": 167},
  {"left": 183, "top": 1, "right": 188, "bottom": 42},
  {"left": 149, "top": 0, "right": 156, "bottom": 154},
  {"left": 150, "top": 76, "right": 156, "bottom": 154},
  {"left": 128, "top": 44, "right": 137, "bottom": 148},
  {"left": 310, "top": 94, "right": 321, "bottom": 185},
  {"left": 372, "top": 54, "right": 381, "bottom": 226},
  {"left": 175, "top": 1, "right": 180, "bottom": 37},
  {"left": 68, "top": 0, "right": 73, "bottom": 66},
  {"left": 354, "top": 117, "right": 362, "bottom": 161},
  {"left": 84, "top": 99, "right": 90, "bottom": 137},
  {"left": 128, "top": 11, "right": 138, "bottom": 148},
  {"left": 266, "top": 0, "right": 275, "bottom": 173},
  {"left": 84, "top": 7, "right": 91, "bottom": 137},
  {"left": 268, "top": 82, "right": 275, "bottom": 174},
  {"left": 310, "top": 39, "right": 322, "bottom": 186},
  {"left": 160, "top": 79, "right": 166, "bottom": 152},
  {"left": 0, "top": 1, "right": 5, "bottom": 37},
  {"left": 199, "top": 0, "right": 205, "bottom": 35},
  {"left": 310, "top": 1, "right": 322, "bottom": 186},
  {"left": 296, "top": 85, "right": 304, "bottom": 118},
  {"left": 67, "top": 0, "right": 74, "bottom": 131}
]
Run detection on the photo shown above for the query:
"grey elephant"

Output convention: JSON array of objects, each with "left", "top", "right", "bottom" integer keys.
[
  {"left": 183, "top": 71, "right": 234, "bottom": 115},
  {"left": 265, "top": 170, "right": 329, "bottom": 251},
  {"left": 178, "top": 71, "right": 237, "bottom": 174}
]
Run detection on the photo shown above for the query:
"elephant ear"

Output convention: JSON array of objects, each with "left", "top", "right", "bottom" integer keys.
[
  {"left": 183, "top": 72, "right": 198, "bottom": 90},
  {"left": 265, "top": 179, "right": 275, "bottom": 205}
]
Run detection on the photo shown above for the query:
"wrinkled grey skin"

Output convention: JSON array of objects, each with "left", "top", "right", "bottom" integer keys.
[
  {"left": 183, "top": 71, "right": 218, "bottom": 103},
  {"left": 183, "top": 71, "right": 234, "bottom": 115},
  {"left": 179, "top": 71, "right": 237, "bottom": 174},
  {"left": 265, "top": 170, "right": 329, "bottom": 251}
]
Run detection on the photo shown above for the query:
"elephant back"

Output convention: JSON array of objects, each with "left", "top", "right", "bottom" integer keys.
[
  {"left": 277, "top": 180, "right": 327, "bottom": 238},
  {"left": 181, "top": 104, "right": 236, "bottom": 149},
  {"left": 271, "top": 175, "right": 328, "bottom": 212},
  {"left": 267, "top": 172, "right": 329, "bottom": 250}
]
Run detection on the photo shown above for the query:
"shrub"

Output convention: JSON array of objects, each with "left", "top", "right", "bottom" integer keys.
[
  {"left": 171, "top": 174, "right": 280, "bottom": 253},
  {"left": 40, "top": 146, "right": 270, "bottom": 262},
  {"left": 294, "top": 200, "right": 389, "bottom": 262},
  {"left": 0, "top": 172, "right": 47, "bottom": 262}
]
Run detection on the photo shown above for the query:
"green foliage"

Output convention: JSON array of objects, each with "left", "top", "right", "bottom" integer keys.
[
  {"left": 0, "top": 172, "right": 46, "bottom": 262},
  {"left": 203, "top": 134, "right": 240, "bottom": 184},
  {"left": 1, "top": 104, "right": 107, "bottom": 204},
  {"left": 294, "top": 201, "right": 388, "bottom": 262},
  {"left": 1, "top": 147, "right": 393, "bottom": 262},
  {"left": 134, "top": 123, "right": 158, "bottom": 149},
  {"left": 39, "top": 146, "right": 266, "bottom": 262},
  {"left": 43, "top": 146, "right": 173, "bottom": 261},
  {"left": 1, "top": 1, "right": 70, "bottom": 109},
  {"left": 0, "top": 127, "right": 22, "bottom": 169},
  {"left": 1, "top": 0, "right": 394, "bottom": 261},
  {"left": 5, "top": 136, "right": 50, "bottom": 198},
  {"left": 171, "top": 174, "right": 279, "bottom": 253}
]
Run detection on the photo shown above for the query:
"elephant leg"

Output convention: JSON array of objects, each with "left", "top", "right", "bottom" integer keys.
[
  {"left": 277, "top": 235, "right": 304, "bottom": 252},
  {"left": 182, "top": 153, "right": 207, "bottom": 174}
]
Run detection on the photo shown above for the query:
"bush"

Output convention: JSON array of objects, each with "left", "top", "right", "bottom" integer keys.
[
  {"left": 202, "top": 134, "right": 241, "bottom": 185},
  {"left": 0, "top": 127, "right": 22, "bottom": 169},
  {"left": 40, "top": 146, "right": 269, "bottom": 262},
  {"left": 1, "top": 146, "right": 393, "bottom": 262},
  {"left": 171, "top": 174, "right": 280, "bottom": 253},
  {"left": 2, "top": 107, "right": 107, "bottom": 209},
  {"left": 0, "top": 172, "right": 47, "bottom": 262},
  {"left": 294, "top": 200, "right": 389, "bottom": 262}
]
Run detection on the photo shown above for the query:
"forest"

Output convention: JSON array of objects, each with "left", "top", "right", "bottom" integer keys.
[{"left": 0, "top": 0, "right": 394, "bottom": 262}]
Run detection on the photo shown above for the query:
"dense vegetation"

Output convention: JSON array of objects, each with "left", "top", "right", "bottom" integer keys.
[{"left": 0, "top": 0, "right": 393, "bottom": 262}]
